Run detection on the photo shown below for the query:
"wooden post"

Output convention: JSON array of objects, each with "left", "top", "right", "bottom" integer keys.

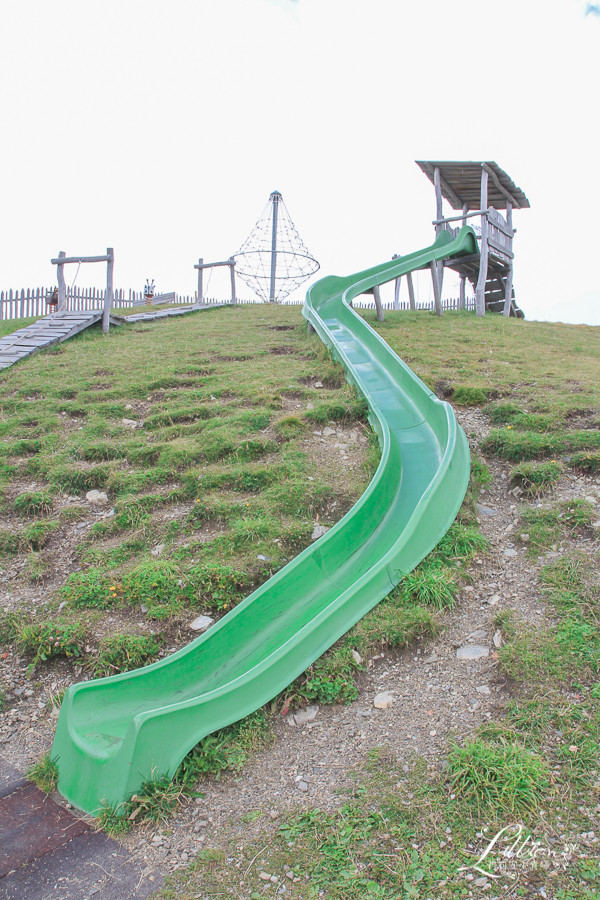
[
  {"left": 102, "top": 248, "right": 114, "bottom": 334},
  {"left": 459, "top": 275, "right": 466, "bottom": 310},
  {"left": 392, "top": 254, "right": 401, "bottom": 310},
  {"left": 372, "top": 284, "right": 384, "bottom": 322},
  {"left": 430, "top": 260, "right": 442, "bottom": 316},
  {"left": 197, "top": 258, "right": 203, "bottom": 303},
  {"left": 407, "top": 272, "right": 416, "bottom": 310},
  {"left": 433, "top": 166, "right": 444, "bottom": 307},
  {"left": 229, "top": 257, "right": 237, "bottom": 307},
  {"left": 433, "top": 167, "right": 443, "bottom": 235},
  {"left": 502, "top": 202, "right": 513, "bottom": 317},
  {"left": 475, "top": 167, "right": 489, "bottom": 317},
  {"left": 57, "top": 251, "right": 66, "bottom": 311},
  {"left": 459, "top": 201, "right": 469, "bottom": 311}
]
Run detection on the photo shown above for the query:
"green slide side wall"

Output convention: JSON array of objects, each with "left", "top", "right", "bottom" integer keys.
[{"left": 52, "top": 227, "right": 477, "bottom": 815}]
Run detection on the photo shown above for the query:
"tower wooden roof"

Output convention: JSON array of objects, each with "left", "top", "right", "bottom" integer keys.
[{"left": 416, "top": 161, "right": 530, "bottom": 211}]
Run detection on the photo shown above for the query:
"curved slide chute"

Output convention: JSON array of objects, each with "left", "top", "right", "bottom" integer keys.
[{"left": 52, "top": 227, "right": 477, "bottom": 814}]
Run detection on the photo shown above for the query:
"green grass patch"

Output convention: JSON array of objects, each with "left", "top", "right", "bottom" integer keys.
[
  {"left": 446, "top": 739, "right": 551, "bottom": 814},
  {"left": 570, "top": 450, "right": 600, "bottom": 473},
  {"left": 274, "top": 415, "right": 305, "bottom": 439},
  {"left": 96, "top": 711, "right": 272, "bottom": 834},
  {"left": 518, "top": 499, "right": 594, "bottom": 556},
  {"left": 17, "top": 620, "right": 86, "bottom": 672},
  {"left": 192, "top": 564, "right": 252, "bottom": 611},
  {"left": 482, "top": 428, "right": 600, "bottom": 461},
  {"left": 452, "top": 386, "right": 488, "bottom": 406},
  {"left": 179, "top": 710, "right": 273, "bottom": 782},
  {"left": 13, "top": 490, "right": 53, "bottom": 517},
  {"left": 60, "top": 569, "right": 120, "bottom": 609},
  {"left": 512, "top": 459, "right": 563, "bottom": 494},
  {"left": 398, "top": 567, "right": 458, "bottom": 609},
  {"left": 90, "top": 633, "right": 165, "bottom": 677},
  {"left": 199, "top": 464, "right": 282, "bottom": 494},
  {"left": 0, "top": 610, "right": 25, "bottom": 644},
  {"left": 27, "top": 753, "right": 59, "bottom": 794},
  {"left": 22, "top": 520, "right": 60, "bottom": 551},
  {"left": 0, "top": 528, "right": 22, "bottom": 556}
]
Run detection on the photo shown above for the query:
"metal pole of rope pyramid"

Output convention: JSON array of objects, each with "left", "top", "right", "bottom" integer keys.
[{"left": 232, "top": 190, "right": 319, "bottom": 305}]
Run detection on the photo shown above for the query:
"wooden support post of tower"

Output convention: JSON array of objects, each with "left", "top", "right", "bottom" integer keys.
[
  {"left": 102, "top": 248, "right": 114, "bottom": 334},
  {"left": 502, "top": 202, "right": 514, "bottom": 316},
  {"left": 392, "top": 255, "right": 401, "bottom": 310},
  {"left": 372, "top": 284, "right": 384, "bottom": 322},
  {"left": 406, "top": 271, "right": 416, "bottom": 309},
  {"left": 433, "top": 166, "right": 444, "bottom": 308},
  {"left": 475, "top": 167, "right": 489, "bottom": 317},
  {"left": 458, "top": 202, "right": 468, "bottom": 310},
  {"left": 56, "top": 251, "right": 66, "bottom": 311},
  {"left": 430, "top": 260, "right": 442, "bottom": 316}
]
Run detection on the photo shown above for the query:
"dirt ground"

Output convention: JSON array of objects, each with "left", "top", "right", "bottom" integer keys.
[{"left": 1, "top": 403, "right": 599, "bottom": 887}]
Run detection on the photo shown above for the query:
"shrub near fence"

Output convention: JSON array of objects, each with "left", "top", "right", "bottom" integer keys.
[{"left": 0, "top": 286, "right": 475, "bottom": 321}]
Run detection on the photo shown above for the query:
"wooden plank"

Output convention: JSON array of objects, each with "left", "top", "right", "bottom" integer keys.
[
  {"left": 0, "top": 337, "right": 59, "bottom": 347},
  {"left": 59, "top": 319, "right": 102, "bottom": 341},
  {"left": 0, "top": 332, "right": 58, "bottom": 346},
  {"left": 194, "top": 260, "right": 235, "bottom": 269},
  {"left": 50, "top": 254, "right": 111, "bottom": 265},
  {"left": 487, "top": 208, "right": 514, "bottom": 238},
  {"left": 433, "top": 208, "right": 489, "bottom": 225},
  {"left": 487, "top": 237, "right": 514, "bottom": 259}
]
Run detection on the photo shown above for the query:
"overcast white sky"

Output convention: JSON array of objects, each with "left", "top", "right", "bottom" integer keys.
[{"left": 1, "top": 0, "right": 598, "bottom": 323}]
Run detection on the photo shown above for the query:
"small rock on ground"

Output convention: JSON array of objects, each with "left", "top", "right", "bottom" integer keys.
[{"left": 189, "top": 615, "right": 214, "bottom": 633}]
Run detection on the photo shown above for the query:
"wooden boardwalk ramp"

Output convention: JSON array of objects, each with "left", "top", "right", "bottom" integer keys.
[{"left": 0, "top": 311, "right": 119, "bottom": 371}]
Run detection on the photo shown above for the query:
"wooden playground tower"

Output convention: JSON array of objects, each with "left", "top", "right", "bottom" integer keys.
[{"left": 416, "top": 161, "right": 530, "bottom": 317}]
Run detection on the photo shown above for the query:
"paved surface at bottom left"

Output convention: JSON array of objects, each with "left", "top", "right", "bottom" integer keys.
[{"left": 0, "top": 754, "right": 162, "bottom": 900}]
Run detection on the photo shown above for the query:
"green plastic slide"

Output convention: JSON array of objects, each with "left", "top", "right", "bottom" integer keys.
[{"left": 52, "top": 227, "right": 477, "bottom": 815}]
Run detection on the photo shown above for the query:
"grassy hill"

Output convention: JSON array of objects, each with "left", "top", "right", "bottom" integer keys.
[{"left": 1, "top": 305, "right": 599, "bottom": 898}]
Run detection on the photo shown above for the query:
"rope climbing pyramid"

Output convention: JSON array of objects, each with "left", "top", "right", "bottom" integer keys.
[{"left": 232, "top": 191, "right": 319, "bottom": 303}]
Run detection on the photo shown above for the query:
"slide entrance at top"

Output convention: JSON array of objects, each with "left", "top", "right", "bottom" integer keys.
[{"left": 52, "top": 227, "right": 477, "bottom": 814}]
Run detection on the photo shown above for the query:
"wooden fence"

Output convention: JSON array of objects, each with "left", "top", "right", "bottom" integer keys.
[
  {"left": 0, "top": 286, "right": 207, "bottom": 320},
  {"left": 0, "top": 286, "right": 475, "bottom": 321},
  {"left": 351, "top": 296, "right": 476, "bottom": 312}
]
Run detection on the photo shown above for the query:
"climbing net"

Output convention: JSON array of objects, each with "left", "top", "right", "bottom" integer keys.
[{"left": 232, "top": 192, "right": 319, "bottom": 303}]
